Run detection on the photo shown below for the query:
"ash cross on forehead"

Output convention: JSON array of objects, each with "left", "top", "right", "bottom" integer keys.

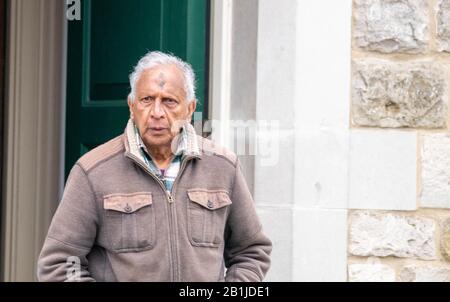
[{"left": 158, "top": 72, "right": 166, "bottom": 89}]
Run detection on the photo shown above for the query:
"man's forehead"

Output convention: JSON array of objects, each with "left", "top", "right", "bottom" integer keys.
[
  {"left": 140, "top": 65, "right": 184, "bottom": 83},
  {"left": 136, "top": 66, "right": 186, "bottom": 97}
]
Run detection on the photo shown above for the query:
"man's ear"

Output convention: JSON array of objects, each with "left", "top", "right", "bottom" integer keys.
[
  {"left": 127, "top": 95, "right": 134, "bottom": 121},
  {"left": 187, "top": 99, "right": 197, "bottom": 121}
]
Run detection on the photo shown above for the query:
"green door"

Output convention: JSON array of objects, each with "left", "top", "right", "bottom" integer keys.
[{"left": 65, "top": 0, "right": 209, "bottom": 178}]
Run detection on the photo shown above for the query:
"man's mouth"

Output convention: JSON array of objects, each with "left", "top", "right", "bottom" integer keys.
[{"left": 149, "top": 127, "right": 168, "bottom": 134}]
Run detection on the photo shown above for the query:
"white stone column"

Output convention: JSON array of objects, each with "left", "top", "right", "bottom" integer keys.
[
  {"left": 292, "top": 0, "right": 352, "bottom": 282},
  {"left": 254, "top": 0, "right": 352, "bottom": 281},
  {"left": 254, "top": 0, "right": 297, "bottom": 281}
]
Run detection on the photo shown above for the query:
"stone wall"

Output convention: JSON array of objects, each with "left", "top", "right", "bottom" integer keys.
[{"left": 349, "top": 0, "right": 450, "bottom": 282}]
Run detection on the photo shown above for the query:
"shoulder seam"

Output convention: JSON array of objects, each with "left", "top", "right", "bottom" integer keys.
[
  {"left": 198, "top": 137, "right": 237, "bottom": 166},
  {"left": 208, "top": 153, "right": 237, "bottom": 167},
  {"left": 77, "top": 135, "right": 124, "bottom": 172},
  {"left": 82, "top": 149, "right": 123, "bottom": 173}
]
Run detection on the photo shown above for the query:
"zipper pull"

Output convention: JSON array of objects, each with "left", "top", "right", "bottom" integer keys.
[{"left": 167, "top": 192, "right": 174, "bottom": 203}]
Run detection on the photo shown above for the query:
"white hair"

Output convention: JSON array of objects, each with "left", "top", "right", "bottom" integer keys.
[{"left": 128, "top": 51, "right": 196, "bottom": 102}]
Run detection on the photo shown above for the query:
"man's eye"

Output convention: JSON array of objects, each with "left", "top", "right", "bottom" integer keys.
[
  {"left": 163, "top": 98, "right": 177, "bottom": 105},
  {"left": 141, "top": 96, "right": 153, "bottom": 103}
]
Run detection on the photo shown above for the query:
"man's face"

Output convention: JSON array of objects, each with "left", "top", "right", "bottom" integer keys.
[{"left": 128, "top": 64, "right": 196, "bottom": 150}]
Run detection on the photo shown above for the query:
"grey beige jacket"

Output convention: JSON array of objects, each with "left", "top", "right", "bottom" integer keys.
[{"left": 37, "top": 121, "right": 272, "bottom": 282}]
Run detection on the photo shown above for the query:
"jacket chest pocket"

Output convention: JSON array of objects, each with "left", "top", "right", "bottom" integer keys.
[
  {"left": 187, "top": 189, "right": 232, "bottom": 248},
  {"left": 103, "top": 192, "right": 155, "bottom": 253}
]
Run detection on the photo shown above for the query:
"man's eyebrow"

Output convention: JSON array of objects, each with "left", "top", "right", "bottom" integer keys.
[{"left": 138, "top": 90, "right": 183, "bottom": 101}]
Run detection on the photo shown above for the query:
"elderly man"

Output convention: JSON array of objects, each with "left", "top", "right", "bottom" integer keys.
[{"left": 37, "top": 51, "right": 272, "bottom": 282}]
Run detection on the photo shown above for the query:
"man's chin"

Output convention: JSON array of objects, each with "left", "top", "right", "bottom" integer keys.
[{"left": 143, "top": 135, "right": 172, "bottom": 149}]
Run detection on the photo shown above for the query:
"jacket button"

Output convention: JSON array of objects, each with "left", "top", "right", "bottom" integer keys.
[
  {"left": 207, "top": 200, "right": 213, "bottom": 209},
  {"left": 124, "top": 204, "right": 132, "bottom": 213}
]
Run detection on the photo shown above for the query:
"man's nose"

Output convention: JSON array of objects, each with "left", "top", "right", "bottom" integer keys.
[{"left": 151, "top": 100, "right": 165, "bottom": 119}]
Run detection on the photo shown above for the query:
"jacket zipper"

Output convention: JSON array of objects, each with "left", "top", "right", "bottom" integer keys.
[
  {"left": 166, "top": 156, "right": 193, "bottom": 281},
  {"left": 125, "top": 152, "right": 195, "bottom": 281}
]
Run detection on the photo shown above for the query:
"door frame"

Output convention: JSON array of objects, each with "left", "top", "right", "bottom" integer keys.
[
  {"left": 209, "top": 0, "right": 232, "bottom": 148},
  {"left": 0, "top": 0, "right": 6, "bottom": 280}
]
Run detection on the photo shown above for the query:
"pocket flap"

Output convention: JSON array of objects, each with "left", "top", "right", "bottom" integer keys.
[
  {"left": 187, "top": 190, "right": 232, "bottom": 210},
  {"left": 103, "top": 192, "right": 152, "bottom": 213}
]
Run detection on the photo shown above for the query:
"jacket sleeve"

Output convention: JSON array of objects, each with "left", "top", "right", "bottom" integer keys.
[
  {"left": 224, "top": 160, "right": 272, "bottom": 282},
  {"left": 37, "top": 163, "right": 98, "bottom": 282}
]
